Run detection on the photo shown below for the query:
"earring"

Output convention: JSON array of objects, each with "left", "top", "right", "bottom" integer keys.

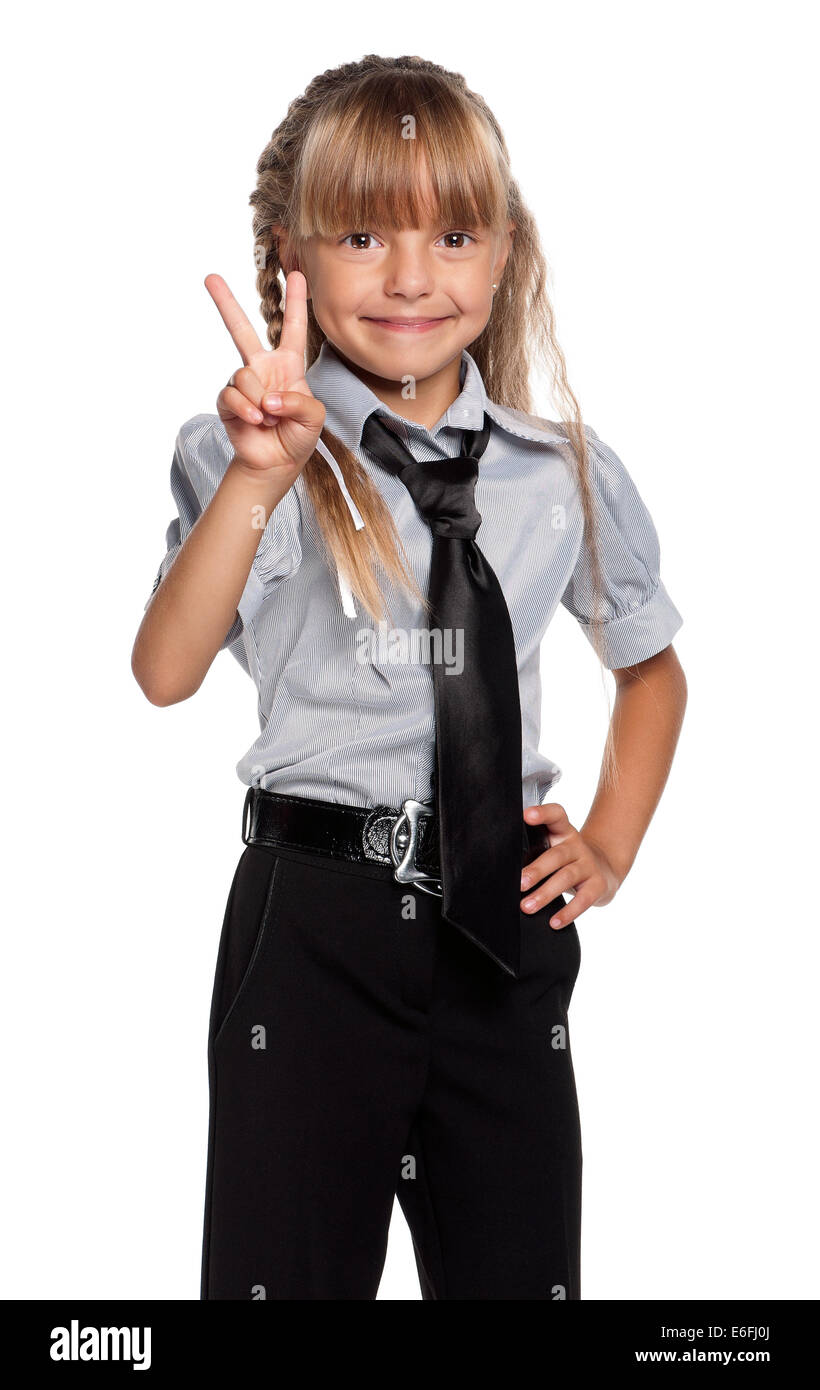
[{"left": 492, "top": 282, "right": 498, "bottom": 291}]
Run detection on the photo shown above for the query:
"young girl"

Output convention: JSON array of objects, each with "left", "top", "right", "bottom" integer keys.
[{"left": 133, "top": 54, "right": 687, "bottom": 1301}]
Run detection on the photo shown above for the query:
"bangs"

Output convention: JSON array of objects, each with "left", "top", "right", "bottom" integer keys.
[{"left": 291, "top": 72, "right": 508, "bottom": 239}]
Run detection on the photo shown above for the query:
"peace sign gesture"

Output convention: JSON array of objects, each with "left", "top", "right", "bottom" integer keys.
[{"left": 205, "top": 270, "right": 326, "bottom": 479}]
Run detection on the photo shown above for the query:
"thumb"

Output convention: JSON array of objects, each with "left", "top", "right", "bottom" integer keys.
[{"left": 262, "top": 388, "right": 325, "bottom": 435}]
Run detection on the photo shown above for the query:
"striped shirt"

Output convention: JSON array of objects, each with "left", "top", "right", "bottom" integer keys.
[{"left": 145, "top": 339, "right": 683, "bottom": 810}]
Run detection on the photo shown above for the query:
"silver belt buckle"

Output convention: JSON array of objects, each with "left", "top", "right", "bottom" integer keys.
[{"left": 389, "top": 798, "right": 443, "bottom": 897}]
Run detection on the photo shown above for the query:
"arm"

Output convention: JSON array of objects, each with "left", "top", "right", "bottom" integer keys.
[
  {"left": 132, "top": 460, "right": 294, "bottom": 706},
  {"left": 521, "top": 643, "right": 687, "bottom": 925},
  {"left": 525, "top": 426, "right": 687, "bottom": 927},
  {"left": 579, "top": 643, "right": 688, "bottom": 886},
  {"left": 132, "top": 270, "right": 324, "bottom": 707}
]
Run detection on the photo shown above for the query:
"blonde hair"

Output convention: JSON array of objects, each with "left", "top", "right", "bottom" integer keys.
[{"left": 249, "top": 54, "right": 618, "bottom": 788}]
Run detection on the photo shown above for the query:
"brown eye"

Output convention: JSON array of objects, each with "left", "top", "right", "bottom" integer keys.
[
  {"left": 342, "top": 233, "right": 378, "bottom": 250},
  {"left": 438, "top": 232, "right": 475, "bottom": 249}
]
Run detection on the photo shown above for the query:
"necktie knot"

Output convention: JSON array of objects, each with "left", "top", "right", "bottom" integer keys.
[{"left": 360, "top": 411, "right": 491, "bottom": 540}]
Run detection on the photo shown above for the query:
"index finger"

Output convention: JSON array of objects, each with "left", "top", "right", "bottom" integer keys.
[
  {"left": 524, "top": 802, "right": 569, "bottom": 830},
  {"left": 204, "top": 273, "right": 266, "bottom": 365}
]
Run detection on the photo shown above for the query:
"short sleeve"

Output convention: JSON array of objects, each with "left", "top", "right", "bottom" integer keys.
[
  {"left": 144, "top": 415, "right": 302, "bottom": 651},
  {"left": 559, "top": 427, "right": 683, "bottom": 669}
]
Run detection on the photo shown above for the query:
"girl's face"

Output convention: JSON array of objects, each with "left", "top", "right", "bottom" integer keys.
[{"left": 290, "top": 182, "right": 514, "bottom": 389}]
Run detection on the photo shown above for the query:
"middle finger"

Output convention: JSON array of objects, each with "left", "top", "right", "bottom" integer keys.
[{"left": 520, "top": 841, "right": 572, "bottom": 890}]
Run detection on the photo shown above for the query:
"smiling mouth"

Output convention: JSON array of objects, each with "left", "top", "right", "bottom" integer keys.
[{"left": 363, "top": 317, "right": 449, "bottom": 329}]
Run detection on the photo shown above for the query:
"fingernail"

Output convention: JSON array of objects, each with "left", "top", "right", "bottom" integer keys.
[
  {"left": 264, "top": 394, "right": 282, "bottom": 408},
  {"left": 520, "top": 874, "right": 531, "bottom": 888},
  {"left": 550, "top": 916, "right": 561, "bottom": 927},
  {"left": 522, "top": 898, "right": 536, "bottom": 910},
  {"left": 250, "top": 408, "right": 264, "bottom": 422}
]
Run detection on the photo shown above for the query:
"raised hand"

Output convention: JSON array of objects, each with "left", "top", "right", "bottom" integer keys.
[{"left": 205, "top": 270, "right": 325, "bottom": 479}]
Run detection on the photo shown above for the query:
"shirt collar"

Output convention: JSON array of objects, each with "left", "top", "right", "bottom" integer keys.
[
  {"left": 305, "top": 337, "right": 486, "bottom": 447},
  {"left": 303, "top": 338, "right": 571, "bottom": 619},
  {"left": 305, "top": 337, "right": 571, "bottom": 452}
]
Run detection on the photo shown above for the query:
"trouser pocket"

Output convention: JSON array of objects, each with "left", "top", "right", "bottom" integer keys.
[{"left": 207, "top": 846, "right": 287, "bottom": 1049}]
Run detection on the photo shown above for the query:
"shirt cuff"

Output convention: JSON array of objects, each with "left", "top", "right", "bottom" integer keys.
[
  {"left": 144, "top": 543, "right": 182, "bottom": 611},
  {"left": 219, "top": 560, "right": 270, "bottom": 649},
  {"left": 590, "top": 580, "right": 683, "bottom": 669},
  {"left": 234, "top": 563, "right": 268, "bottom": 630}
]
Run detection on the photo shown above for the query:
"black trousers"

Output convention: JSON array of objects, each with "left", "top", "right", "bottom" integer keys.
[{"left": 200, "top": 834, "right": 583, "bottom": 1300}]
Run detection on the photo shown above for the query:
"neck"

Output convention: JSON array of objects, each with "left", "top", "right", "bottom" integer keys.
[{"left": 328, "top": 343, "right": 464, "bottom": 430}]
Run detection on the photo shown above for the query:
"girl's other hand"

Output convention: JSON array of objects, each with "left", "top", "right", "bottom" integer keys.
[
  {"left": 204, "top": 270, "right": 325, "bottom": 480},
  {"left": 519, "top": 803, "right": 622, "bottom": 929}
]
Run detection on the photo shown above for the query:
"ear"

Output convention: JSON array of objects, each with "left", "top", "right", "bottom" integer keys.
[{"left": 271, "top": 224, "right": 312, "bottom": 300}]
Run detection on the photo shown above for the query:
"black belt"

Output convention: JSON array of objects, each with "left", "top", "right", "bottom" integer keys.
[{"left": 242, "top": 786, "right": 550, "bottom": 897}]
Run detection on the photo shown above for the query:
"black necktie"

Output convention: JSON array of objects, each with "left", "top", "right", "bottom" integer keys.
[{"left": 361, "top": 410, "right": 524, "bottom": 978}]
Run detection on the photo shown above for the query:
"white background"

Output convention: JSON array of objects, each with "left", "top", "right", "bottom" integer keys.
[{"left": 3, "top": 0, "right": 817, "bottom": 1300}]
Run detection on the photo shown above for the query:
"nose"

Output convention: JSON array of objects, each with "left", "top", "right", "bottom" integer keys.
[{"left": 382, "top": 246, "right": 435, "bottom": 299}]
